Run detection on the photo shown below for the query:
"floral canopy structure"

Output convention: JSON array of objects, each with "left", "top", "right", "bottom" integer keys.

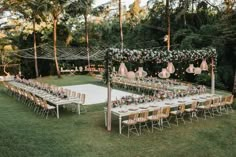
[
  {"left": 104, "top": 47, "right": 217, "bottom": 131},
  {"left": 105, "top": 47, "right": 216, "bottom": 90}
]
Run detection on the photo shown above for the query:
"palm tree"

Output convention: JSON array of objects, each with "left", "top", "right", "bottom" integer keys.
[
  {"left": 53, "top": 11, "right": 61, "bottom": 78},
  {"left": 166, "top": 0, "right": 170, "bottom": 51},
  {"left": 83, "top": 0, "right": 94, "bottom": 70},
  {"left": 48, "top": 0, "right": 67, "bottom": 78},
  {"left": 119, "top": 0, "right": 124, "bottom": 51},
  {"left": 32, "top": 17, "right": 39, "bottom": 77},
  {"left": 27, "top": 0, "right": 48, "bottom": 78},
  {"left": 6, "top": 0, "right": 48, "bottom": 78},
  {"left": 233, "top": 70, "right": 236, "bottom": 94},
  {"left": 66, "top": 0, "right": 94, "bottom": 70}
]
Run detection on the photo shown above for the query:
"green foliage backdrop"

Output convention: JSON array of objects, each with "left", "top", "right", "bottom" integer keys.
[{"left": 1, "top": 0, "right": 235, "bottom": 91}]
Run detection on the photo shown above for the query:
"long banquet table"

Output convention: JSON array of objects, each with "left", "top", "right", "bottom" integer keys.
[
  {"left": 104, "top": 93, "right": 221, "bottom": 134},
  {"left": 112, "top": 76, "right": 193, "bottom": 93},
  {"left": 9, "top": 81, "right": 81, "bottom": 119}
]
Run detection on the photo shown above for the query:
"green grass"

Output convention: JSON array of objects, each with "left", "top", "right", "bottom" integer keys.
[{"left": 0, "top": 75, "right": 236, "bottom": 157}]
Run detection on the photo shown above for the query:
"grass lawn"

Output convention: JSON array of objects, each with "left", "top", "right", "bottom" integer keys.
[{"left": 0, "top": 75, "right": 236, "bottom": 157}]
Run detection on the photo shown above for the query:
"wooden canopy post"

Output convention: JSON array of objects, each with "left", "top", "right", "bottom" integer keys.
[
  {"left": 107, "top": 80, "right": 112, "bottom": 131},
  {"left": 211, "top": 57, "right": 215, "bottom": 94},
  {"left": 106, "top": 51, "right": 112, "bottom": 131}
]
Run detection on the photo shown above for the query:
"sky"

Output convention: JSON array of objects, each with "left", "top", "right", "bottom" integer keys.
[{"left": 94, "top": 0, "right": 149, "bottom": 8}]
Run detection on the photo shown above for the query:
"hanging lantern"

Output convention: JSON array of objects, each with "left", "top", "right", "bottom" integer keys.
[
  {"left": 166, "top": 62, "right": 175, "bottom": 74},
  {"left": 200, "top": 59, "right": 208, "bottom": 71},
  {"left": 164, "top": 35, "right": 168, "bottom": 42},
  {"left": 158, "top": 68, "right": 170, "bottom": 79},
  {"left": 135, "top": 67, "right": 147, "bottom": 78},
  {"left": 127, "top": 71, "right": 136, "bottom": 80},
  {"left": 194, "top": 67, "right": 202, "bottom": 75},
  {"left": 112, "top": 66, "right": 116, "bottom": 73},
  {"left": 118, "top": 62, "right": 128, "bottom": 77},
  {"left": 138, "top": 67, "right": 143, "bottom": 77},
  {"left": 186, "top": 64, "right": 195, "bottom": 73},
  {"left": 79, "top": 66, "right": 83, "bottom": 72}
]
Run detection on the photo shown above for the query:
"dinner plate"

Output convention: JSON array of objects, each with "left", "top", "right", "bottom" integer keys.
[
  {"left": 149, "top": 105, "right": 158, "bottom": 107},
  {"left": 128, "top": 108, "right": 138, "bottom": 111},
  {"left": 139, "top": 107, "right": 148, "bottom": 109},
  {"left": 118, "top": 110, "right": 128, "bottom": 113}
]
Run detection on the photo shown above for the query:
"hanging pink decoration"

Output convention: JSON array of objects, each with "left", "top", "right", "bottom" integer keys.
[
  {"left": 126, "top": 71, "right": 136, "bottom": 80},
  {"left": 158, "top": 68, "right": 170, "bottom": 79},
  {"left": 166, "top": 62, "right": 175, "bottom": 74},
  {"left": 186, "top": 64, "right": 195, "bottom": 73},
  {"left": 200, "top": 59, "right": 208, "bottom": 71},
  {"left": 194, "top": 67, "right": 202, "bottom": 75},
  {"left": 118, "top": 62, "right": 128, "bottom": 77},
  {"left": 135, "top": 67, "right": 147, "bottom": 78}
]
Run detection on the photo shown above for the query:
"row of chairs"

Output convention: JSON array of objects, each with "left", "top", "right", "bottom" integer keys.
[
  {"left": 15, "top": 78, "right": 81, "bottom": 99},
  {"left": 169, "top": 95, "right": 234, "bottom": 125},
  {"left": 122, "top": 95, "right": 234, "bottom": 137},
  {"left": 197, "top": 95, "right": 234, "bottom": 119},
  {"left": 5, "top": 81, "right": 87, "bottom": 116},
  {"left": 3, "top": 82, "right": 56, "bottom": 119},
  {"left": 122, "top": 106, "right": 171, "bottom": 137},
  {"left": 15, "top": 78, "right": 87, "bottom": 113},
  {"left": 113, "top": 77, "right": 204, "bottom": 96}
]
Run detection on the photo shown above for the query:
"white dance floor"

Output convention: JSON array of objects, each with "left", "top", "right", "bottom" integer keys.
[{"left": 63, "top": 84, "right": 138, "bottom": 105}]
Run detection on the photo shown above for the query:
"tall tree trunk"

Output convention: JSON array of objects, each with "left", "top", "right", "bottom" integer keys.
[
  {"left": 1, "top": 51, "right": 3, "bottom": 65},
  {"left": 233, "top": 69, "right": 236, "bottom": 94},
  {"left": 183, "top": 0, "right": 187, "bottom": 27},
  {"left": 119, "top": 0, "right": 124, "bottom": 51},
  {"left": 166, "top": 0, "right": 170, "bottom": 51},
  {"left": 85, "top": 14, "right": 90, "bottom": 70},
  {"left": 224, "top": 0, "right": 234, "bottom": 13},
  {"left": 183, "top": 12, "right": 186, "bottom": 27},
  {"left": 1, "top": 52, "right": 9, "bottom": 75},
  {"left": 53, "top": 18, "right": 61, "bottom": 78},
  {"left": 3, "top": 64, "right": 10, "bottom": 76},
  {"left": 33, "top": 17, "right": 39, "bottom": 78},
  {"left": 192, "top": 0, "right": 194, "bottom": 13}
]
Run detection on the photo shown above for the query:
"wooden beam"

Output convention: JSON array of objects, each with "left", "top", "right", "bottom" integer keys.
[{"left": 211, "top": 58, "right": 215, "bottom": 94}]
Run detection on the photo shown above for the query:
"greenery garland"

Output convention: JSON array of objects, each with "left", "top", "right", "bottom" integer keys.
[
  {"left": 103, "top": 51, "right": 113, "bottom": 86},
  {"left": 107, "top": 47, "right": 216, "bottom": 63}
]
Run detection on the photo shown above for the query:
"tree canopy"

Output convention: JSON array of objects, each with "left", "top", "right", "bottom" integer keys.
[{"left": 0, "top": 0, "right": 235, "bottom": 91}]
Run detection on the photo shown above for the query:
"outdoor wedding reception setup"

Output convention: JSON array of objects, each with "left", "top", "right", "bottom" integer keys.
[{"left": 0, "top": 42, "right": 235, "bottom": 134}]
